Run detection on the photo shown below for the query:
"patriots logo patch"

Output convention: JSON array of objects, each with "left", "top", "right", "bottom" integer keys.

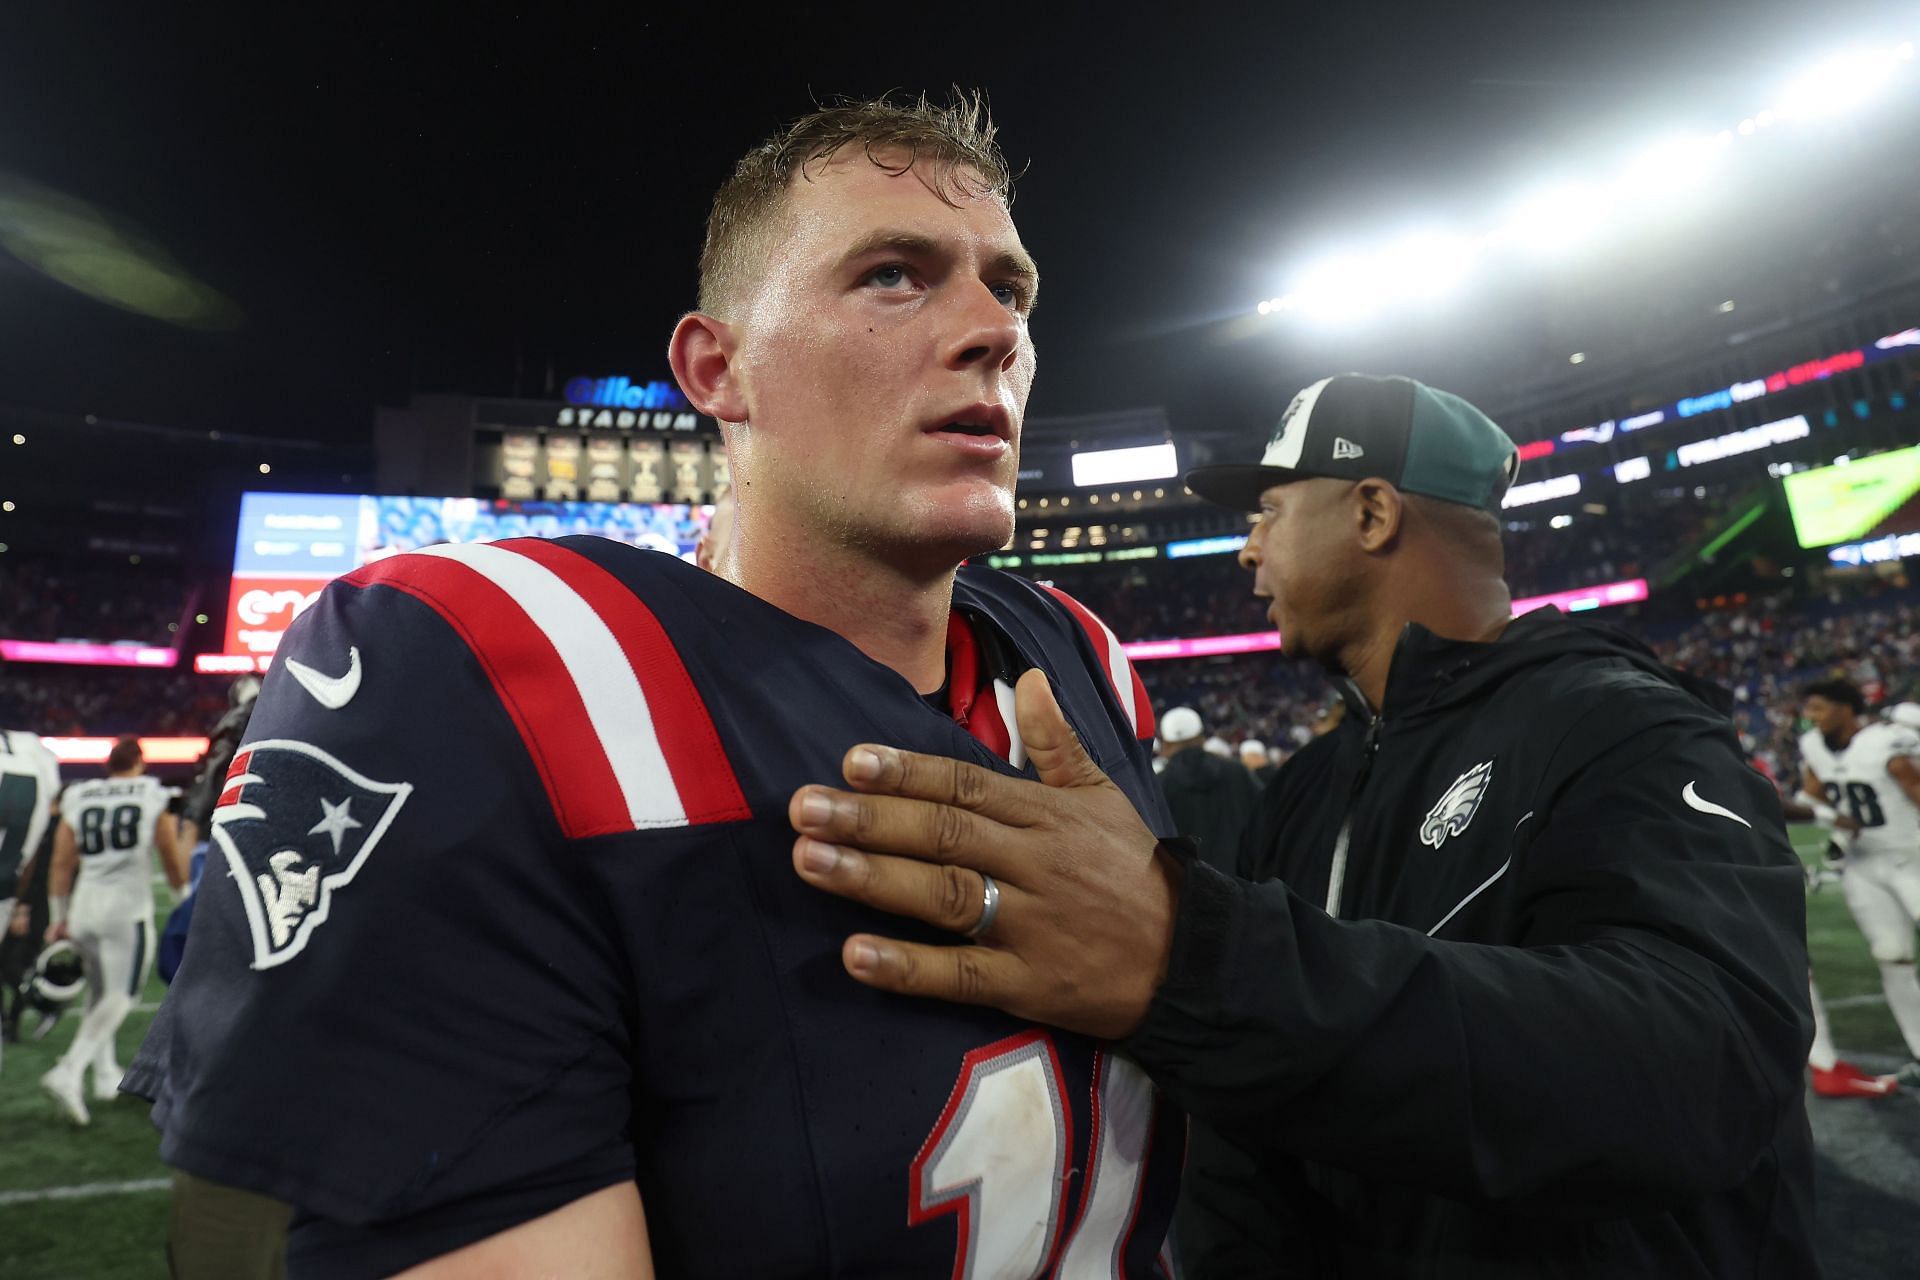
[
  {"left": 210, "top": 739, "right": 412, "bottom": 969},
  {"left": 1420, "top": 760, "right": 1494, "bottom": 850}
]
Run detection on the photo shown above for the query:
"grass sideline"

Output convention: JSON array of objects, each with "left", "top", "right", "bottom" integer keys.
[
  {"left": 0, "top": 891, "right": 175, "bottom": 1280},
  {"left": 0, "top": 828, "right": 1908, "bottom": 1278}
]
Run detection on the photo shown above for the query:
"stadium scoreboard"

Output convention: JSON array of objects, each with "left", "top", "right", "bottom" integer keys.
[
  {"left": 1785, "top": 444, "right": 1920, "bottom": 549},
  {"left": 374, "top": 377, "right": 728, "bottom": 507}
]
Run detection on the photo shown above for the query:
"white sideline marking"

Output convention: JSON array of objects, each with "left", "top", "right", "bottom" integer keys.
[
  {"left": 0, "top": 1177, "right": 169, "bottom": 1208},
  {"left": 1826, "top": 993, "right": 1891, "bottom": 1011}
]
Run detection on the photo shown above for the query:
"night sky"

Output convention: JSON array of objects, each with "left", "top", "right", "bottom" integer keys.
[{"left": 0, "top": 1, "right": 1912, "bottom": 447}]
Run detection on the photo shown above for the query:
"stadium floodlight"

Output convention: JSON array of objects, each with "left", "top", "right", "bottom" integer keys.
[
  {"left": 1251, "top": 36, "right": 1916, "bottom": 321},
  {"left": 1617, "top": 133, "right": 1729, "bottom": 196},
  {"left": 1287, "top": 255, "right": 1387, "bottom": 321},
  {"left": 1774, "top": 47, "right": 1906, "bottom": 120},
  {"left": 1381, "top": 232, "right": 1475, "bottom": 300},
  {"left": 1496, "top": 182, "right": 1613, "bottom": 259}
]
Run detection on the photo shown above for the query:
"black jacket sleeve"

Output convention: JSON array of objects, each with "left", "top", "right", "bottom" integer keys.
[{"left": 1124, "top": 690, "right": 1811, "bottom": 1217}]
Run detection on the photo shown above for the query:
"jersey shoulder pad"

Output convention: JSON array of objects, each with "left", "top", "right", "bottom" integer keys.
[
  {"left": 324, "top": 537, "right": 751, "bottom": 838},
  {"left": 1873, "top": 721, "right": 1920, "bottom": 758},
  {"left": 1798, "top": 729, "right": 1827, "bottom": 764},
  {"left": 1016, "top": 578, "right": 1155, "bottom": 740}
]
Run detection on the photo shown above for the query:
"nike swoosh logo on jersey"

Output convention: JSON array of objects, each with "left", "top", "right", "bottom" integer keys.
[
  {"left": 283, "top": 647, "right": 362, "bottom": 710},
  {"left": 1683, "top": 781, "right": 1751, "bottom": 829}
]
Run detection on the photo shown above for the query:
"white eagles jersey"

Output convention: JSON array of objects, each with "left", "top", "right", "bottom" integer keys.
[
  {"left": 1, "top": 730, "right": 63, "bottom": 889},
  {"left": 62, "top": 775, "right": 170, "bottom": 918},
  {"left": 1801, "top": 721, "right": 1920, "bottom": 857}
]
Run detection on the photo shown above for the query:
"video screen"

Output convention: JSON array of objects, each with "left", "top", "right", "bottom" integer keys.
[
  {"left": 223, "top": 492, "right": 712, "bottom": 659},
  {"left": 1784, "top": 445, "right": 1920, "bottom": 549}
]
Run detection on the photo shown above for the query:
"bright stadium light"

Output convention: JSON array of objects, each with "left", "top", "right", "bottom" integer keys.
[
  {"left": 1617, "top": 133, "right": 1730, "bottom": 196},
  {"left": 1253, "top": 36, "right": 1915, "bottom": 325},
  {"left": 1496, "top": 183, "right": 1613, "bottom": 258},
  {"left": 1774, "top": 46, "right": 1906, "bottom": 119},
  {"left": 1381, "top": 232, "right": 1475, "bottom": 300}
]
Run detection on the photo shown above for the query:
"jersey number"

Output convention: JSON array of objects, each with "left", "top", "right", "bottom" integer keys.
[
  {"left": 1825, "top": 781, "right": 1888, "bottom": 830},
  {"left": 911, "top": 1030, "right": 1159, "bottom": 1280},
  {"left": 78, "top": 804, "right": 142, "bottom": 855},
  {"left": 0, "top": 772, "right": 39, "bottom": 871}
]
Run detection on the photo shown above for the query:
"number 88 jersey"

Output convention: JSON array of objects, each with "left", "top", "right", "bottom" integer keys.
[
  {"left": 61, "top": 775, "right": 169, "bottom": 919},
  {"left": 1801, "top": 721, "right": 1920, "bottom": 858}
]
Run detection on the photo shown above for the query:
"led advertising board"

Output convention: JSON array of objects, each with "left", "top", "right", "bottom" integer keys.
[
  {"left": 1784, "top": 444, "right": 1920, "bottom": 548},
  {"left": 220, "top": 492, "right": 712, "bottom": 662}
]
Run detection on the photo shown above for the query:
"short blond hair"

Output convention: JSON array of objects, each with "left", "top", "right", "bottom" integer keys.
[{"left": 696, "top": 90, "right": 1014, "bottom": 317}]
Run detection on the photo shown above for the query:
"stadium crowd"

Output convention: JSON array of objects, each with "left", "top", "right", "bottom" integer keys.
[
  {"left": 0, "top": 553, "right": 197, "bottom": 646},
  {"left": 0, "top": 666, "right": 228, "bottom": 738},
  {"left": 1042, "top": 480, "right": 1752, "bottom": 647},
  {"left": 1132, "top": 572, "right": 1920, "bottom": 783},
  {"left": 2, "top": 533, "right": 1911, "bottom": 767}
]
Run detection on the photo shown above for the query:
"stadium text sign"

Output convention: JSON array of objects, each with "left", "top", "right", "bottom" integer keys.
[
  {"left": 1516, "top": 326, "right": 1910, "bottom": 470},
  {"left": 1674, "top": 415, "right": 1809, "bottom": 468},
  {"left": 563, "top": 377, "right": 689, "bottom": 412}
]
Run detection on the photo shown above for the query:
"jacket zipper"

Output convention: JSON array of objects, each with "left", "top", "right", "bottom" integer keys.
[{"left": 1324, "top": 713, "right": 1383, "bottom": 918}]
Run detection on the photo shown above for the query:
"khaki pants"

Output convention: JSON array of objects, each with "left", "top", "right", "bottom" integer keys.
[{"left": 167, "top": 1170, "right": 290, "bottom": 1280}]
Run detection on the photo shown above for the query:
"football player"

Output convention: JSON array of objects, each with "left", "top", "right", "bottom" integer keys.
[
  {"left": 1799, "top": 678, "right": 1920, "bottom": 1084},
  {"left": 126, "top": 93, "right": 1183, "bottom": 1277},
  {"left": 0, "top": 726, "right": 62, "bottom": 1075},
  {"left": 41, "top": 735, "right": 182, "bottom": 1123}
]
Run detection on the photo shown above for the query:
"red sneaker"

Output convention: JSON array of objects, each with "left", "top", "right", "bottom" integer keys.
[{"left": 1811, "top": 1060, "right": 1899, "bottom": 1098}]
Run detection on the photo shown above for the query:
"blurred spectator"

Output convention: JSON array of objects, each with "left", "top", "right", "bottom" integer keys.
[
  {"left": 1156, "top": 707, "right": 1262, "bottom": 875},
  {"left": 0, "top": 553, "right": 197, "bottom": 645},
  {"left": 1238, "top": 739, "right": 1278, "bottom": 787},
  {"left": 1125, "top": 572, "right": 1918, "bottom": 786},
  {"left": 0, "top": 667, "right": 227, "bottom": 738}
]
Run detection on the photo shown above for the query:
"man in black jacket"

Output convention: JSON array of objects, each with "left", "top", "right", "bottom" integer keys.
[
  {"left": 788, "top": 372, "right": 1818, "bottom": 1277},
  {"left": 1158, "top": 706, "right": 1263, "bottom": 875}
]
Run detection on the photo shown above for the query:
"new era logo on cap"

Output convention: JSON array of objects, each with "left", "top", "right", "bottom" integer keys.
[{"left": 1332, "top": 437, "right": 1365, "bottom": 461}]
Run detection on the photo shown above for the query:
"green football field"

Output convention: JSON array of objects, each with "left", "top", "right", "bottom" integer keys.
[{"left": 0, "top": 828, "right": 1909, "bottom": 1279}]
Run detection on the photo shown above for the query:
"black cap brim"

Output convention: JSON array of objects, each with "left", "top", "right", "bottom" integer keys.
[{"left": 1184, "top": 464, "right": 1302, "bottom": 513}]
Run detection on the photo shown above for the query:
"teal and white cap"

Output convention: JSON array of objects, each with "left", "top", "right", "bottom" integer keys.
[{"left": 1186, "top": 373, "right": 1521, "bottom": 514}]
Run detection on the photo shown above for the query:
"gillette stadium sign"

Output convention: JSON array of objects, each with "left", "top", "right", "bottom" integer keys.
[{"left": 563, "top": 376, "right": 690, "bottom": 412}]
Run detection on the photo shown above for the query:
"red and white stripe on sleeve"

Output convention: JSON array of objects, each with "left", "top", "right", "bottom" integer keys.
[
  {"left": 339, "top": 539, "right": 752, "bottom": 839},
  {"left": 1036, "top": 585, "right": 1155, "bottom": 740}
]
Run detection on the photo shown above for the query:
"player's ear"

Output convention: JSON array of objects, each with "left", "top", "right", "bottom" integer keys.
[{"left": 669, "top": 311, "right": 748, "bottom": 425}]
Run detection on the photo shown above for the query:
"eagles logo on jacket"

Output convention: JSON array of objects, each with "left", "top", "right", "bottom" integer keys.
[{"left": 127, "top": 536, "right": 1184, "bottom": 1279}]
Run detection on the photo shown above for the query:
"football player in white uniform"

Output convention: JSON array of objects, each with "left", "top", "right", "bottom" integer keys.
[
  {"left": 0, "top": 727, "right": 63, "bottom": 1076},
  {"left": 40, "top": 736, "right": 184, "bottom": 1123},
  {"left": 1800, "top": 679, "right": 1920, "bottom": 1084}
]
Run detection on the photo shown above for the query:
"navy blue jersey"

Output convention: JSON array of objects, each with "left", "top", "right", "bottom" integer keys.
[{"left": 127, "top": 536, "right": 1183, "bottom": 1278}]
